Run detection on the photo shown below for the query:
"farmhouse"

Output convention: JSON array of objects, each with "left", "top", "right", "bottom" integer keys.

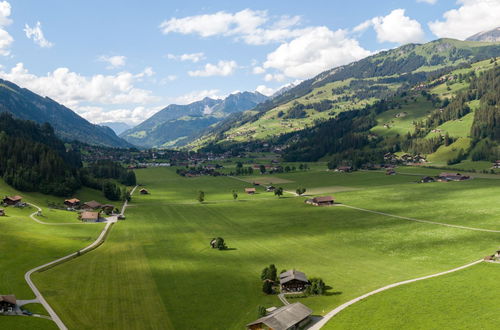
[
  {"left": 140, "top": 188, "right": 149, "bottom": 195},
  {"left": 64, "top": 198, "right": 80, "bottom": 208},
  {"left": 421, "top": 176, "right": 435, "bottom": 183},
  {"left": 101, "top": 204, "right": 115, "bottom": 212},
  {"left": 3, "top": 195, "right": 22, "bottom": 205},
  {"left": 280, "top": 269, "right": 309, "bottom": 292},
  {"left": 306, "top": 196, "right": 334, "bottom": 206},
  {"left": 336, "top": 166, "right": 353, "bottom": 172},
  {"left": 493, "top": 161, "right": 500, "bottom": 169},
  {"left": 80, "top": 211, "right": 100, "bottom": 222},
  {"left": 438, "top": 172, "right": 470, "bottom": 181},
  {"left": 245, "top": 188, "right": 257, "bottom": 194},
  {"left": 0, "top": 295, "right": 16, "bottom": 313},
  {"left": 82, "top": 200, "right": 102, "bottom": 210},
  {"left": 386, "top": 169, "right": 396, "bottom": 175},
  {"left": 0, "top": 209, "right": 4, "bottom": 216},
  {"left": 246, "top": 302, "right": 312, "bottom": 330}
]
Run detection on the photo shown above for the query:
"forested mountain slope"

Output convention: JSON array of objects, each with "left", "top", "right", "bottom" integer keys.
[{"left": 0, "top": 79, "right": 131, "bottom": 148}]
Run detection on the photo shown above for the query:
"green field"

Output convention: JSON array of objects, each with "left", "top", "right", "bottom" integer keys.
[
  {"left": 0, "top": 180, "right": 114, "bottom": 329},
  {"left": 26, "top": 167, "right": 500, "bottom": 329},
  {"left": 325, "top": 263, "right": 500, "bottom": 329}
]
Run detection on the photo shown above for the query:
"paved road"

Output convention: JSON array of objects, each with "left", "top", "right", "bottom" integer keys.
[
  {"left": 308, "top": 259, "right": 484, "bottom": 329},
  {"left": 23, "top": 185, "right": 138, "bottom": 330}
]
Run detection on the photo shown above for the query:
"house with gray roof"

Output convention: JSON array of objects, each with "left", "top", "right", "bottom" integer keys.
[
  {"left": 246, "top": 302, "right": 312, "bottom": 330},
  {"left": 279, "top": 270, "right": 309, "bottom": 292}
]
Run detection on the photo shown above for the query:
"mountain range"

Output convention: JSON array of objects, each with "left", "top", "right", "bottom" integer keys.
[
  {"left": 120, "top": 91, "right": 268, "bottom": 148},
  {"left": 466, "top": 27, "right": 500, "bottom": 42},
  {"left": 0, "top": 79, "right": 131, "bottom": 148}
]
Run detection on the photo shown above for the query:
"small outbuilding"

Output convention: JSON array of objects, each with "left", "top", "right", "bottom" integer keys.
[
  {"left": 82, "top": 200, "right": 102, "bottom": 210},
  {"left": 0, "top": 295, "right": 16, "bottom": 313},
  {"left": 306, "top": 196, "right": 334, "bottom": 206},
  {"left": 80, "top": 211, "right": 100, "bottom": 222},
  {"left": 386, "top": 169, "right": 396, "bottom": 175},
  {"left": 336, "top": 166, "right": 353, "bottom": 173},
  {"left": 266, "top": 186, "right": 276, "bottom": 192},
  {"left": 140, "top": 188, "right": 149, "bottom": 195},
  {"left": 438, "top": 172, "right": 470, "bottom": 181},
  {"left": 3, "top": 195, "right": 22, "bottom": 206},
  {"left": 421, "top": 176, "right": 435, "bottom": 183},
  {"left": 0, "top": 209, "right": 4, "bottom": 216},
  {"left": 245, "top": 188, "right": 257, "bottom": 194},
  {"left": 279, "top": 269, "right": 310, "bottom": 293},
  {"left": 246, "top": 302, "right": 312, "bottom": 330},
  {"left": 64, "top": 198, "right": 81, "bottom": 208}
]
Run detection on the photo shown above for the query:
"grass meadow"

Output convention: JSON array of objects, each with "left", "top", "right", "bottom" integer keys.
[{"left": 31, "top": 167, "right": 500, "bottom": 329}]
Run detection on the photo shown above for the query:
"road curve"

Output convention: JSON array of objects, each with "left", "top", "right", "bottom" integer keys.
[
  {"left": 24, "top": 185, "right": 138, "bottom": 330},
  {"left": 308, "top": 259, "right": 484, "bottom": 329}
]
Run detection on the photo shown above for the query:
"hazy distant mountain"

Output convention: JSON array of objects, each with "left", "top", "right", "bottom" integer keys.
[
  {"left": 102, "top": 122, "right": 132, "bottom": 135},
  {"left": 0, "top": 78, "right": 131, "bottom": 148},
  {"left": 466, "top": 27, "right": 500, "bottom": 42},
  {"left": 120, "top": 91, "right": 267, "bottom": 148}
]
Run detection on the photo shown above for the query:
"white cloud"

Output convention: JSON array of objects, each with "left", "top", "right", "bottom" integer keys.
[
  {"left": 0, "top": 1, "right": 13, "bottom": 56},
  {"left": 167, "top": 52, "right": 205, "bottom": 62},
  {"left": 78, "top": 105, "right": 163, "bottom": 125},
  {"left": 255, "top": 85, "right": 275, "bottom": 96},
  {"left": 263, "top": 27, "right": 371, "bottom": 79},
  {"left": 98, "top": 55, "right": 126, "bottom": 69},
  {"left": 0, "top": 63, "right": 158, "bottom": 108},
  {"left": 264, "top": 73, "right": 286, "bottom": 82},
  {"left": 24, "top": 21, "right": 53, "bottom": 48},
  {"left": 429, "top": 0, "right": 500, "bottom": 40},
  {"left": 159, "top": 9, "right": 304, "bottom": 45},
  {"left": 171, "top": 89, "right": 222, "bottom": 104},
  {"left": 417, "top": 0, "right": 437, "bottom": 4},
  {"left": 252, "top": 66, "right": 265, "bottom": 74},
  {"left": 188, "top": 60, "right": 237, "bottom": 77},
  {"left": 358, "top": 9, "right": 426, "bottom": 44}
]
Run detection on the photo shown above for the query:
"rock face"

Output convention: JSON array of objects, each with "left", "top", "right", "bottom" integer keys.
[{"left": 466, "top": 27, "right": 500, "bottom": 42}]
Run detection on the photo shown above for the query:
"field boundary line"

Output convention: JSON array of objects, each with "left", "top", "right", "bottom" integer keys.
[
  {"left": 341, "top": 204, "right": 500, "bottom": 233},
  {"left": 24, "top": 185, "right": 138, "bottom": 330},
  {"left": 309, "top": 259, "right": 484, "bottom": 329}
]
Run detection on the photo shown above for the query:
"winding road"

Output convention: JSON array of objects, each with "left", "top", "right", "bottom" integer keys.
[{"left": 23, "top": 185, "right": 137, "bottom": 330}]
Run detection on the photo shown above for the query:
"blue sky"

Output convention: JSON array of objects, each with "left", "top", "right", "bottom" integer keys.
[{"left": 0, "top": 0, "right": 498, "bottom": 125}]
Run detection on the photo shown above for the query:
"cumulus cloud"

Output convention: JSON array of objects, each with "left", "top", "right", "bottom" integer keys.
[
  {"left": 356, "top": 9, "right": 426, "bottom": 44},
  {"left": 24, "top": 21, "right": 53, "bottom": 48},
  {"left": 252, "top": 66, "right": 265, "bottom": 74},
  {"left": 429, "top": 0, "right": 500, "bottom": 40},
  {"left": 159, "top": 9, "right": 303, "bottom": 45},
  {"left": 263, "top": 27, "right": 371, "bottom": 80},
  {"left": 167, "top": 52, "right": 205, "bottom": 62},
  {"left": 78, "top": 105, "right": 163, "bottom": 125},
  {"left": 0, "top": 62, "right": 158, "bottom": 108},
  {"left": 417, "top": 0, "right": 437, "bottom": 4},
  {"left": 255, "top": 85, "right": 275, "bottom": 96},
  {"left": 171, "top": 89, "right": 223, "bottom": 104},
  {"left": 188, "top": 60, "right": 237, "bottom": 77},
  {"left": 0, "top": 1, "right": 13, "bottom": 56},
  {"left": 98, "top": 55, "right": 126, "bottom": 69}
]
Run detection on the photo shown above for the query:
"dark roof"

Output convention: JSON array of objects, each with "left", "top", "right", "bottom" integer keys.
[
  {"left": 440, "top": 172, "right": 462, "bottom": 177},
  {"left": 0, "top": 295, "right": 16, "bottom": 305},
  {"left": 279, "top": 269, "right": 308, "bottom": 284},
  {"left": 83, "top": 200, "right": 102, "bottom": 209},
  {"left": 246, "top": 302, "right": 312, "bottom": 330},
  {"left": 312, "top": 196, "right": 334, "bottom": 203}
]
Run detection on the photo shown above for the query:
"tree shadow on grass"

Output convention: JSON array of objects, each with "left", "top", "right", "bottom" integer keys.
[{"left": 221, "top": 247, "right": 238, "bottom": 251}]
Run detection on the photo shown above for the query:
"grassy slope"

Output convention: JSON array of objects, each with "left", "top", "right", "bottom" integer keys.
[
  {"left": 0, "top": 180, "right": 107, "bottom": 329},
  {"left": 33, "top": 167, "right": 500, "bottom": 329},
  {"left": 325, "top": 263, "right": 500, "bottom": 329}
]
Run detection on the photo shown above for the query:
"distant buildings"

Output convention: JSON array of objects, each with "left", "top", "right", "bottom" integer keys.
[
  {"left": 305, "top": 196, "right": 334, "bottom": 206},
  {"left": 3, "top": 195, "right": 23, "bottom": 206},
  {"left": 245, "top": 188, "right": 257, "bottom": 194},
  {"left": 64, "top": 198, "right": 81, "bottom": 208}
]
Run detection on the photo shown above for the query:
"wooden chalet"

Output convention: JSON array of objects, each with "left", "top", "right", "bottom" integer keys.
[
  {"left": 438, "top": 172, "right": 470, "bottom": 181},
  {"left": 3, "top": 195, "right": 22, "bottom": 206},
  {"left": 246, "top": 302, "right": 312, "bottom": 330},
  {"left": 139, "top": 188, "right": 149, "bottom": 195},
  {"left": 0, "top": 209, "right": 4, "bottom": 216},
  {"left": 82, "top": 200, "right": 102, "bottom": 210},
  {"left": 279, "top": 270, "right": 309, "bottom": 293},
  {"left": 493, "top": 161, "right": 500, "bottom": 169},
  {"left": 64, "top": 198, "right": 80, "bottom": 208},
  {"left": 245, "top": 188, "right": 257, "bottom": 194},
  {"left": 306, "top": 196, "right": 334, "bottom": 206},
  {"left": 79, "top": 211, "right": 100, "bottom": 222},
  {"left": 0, "top": 295, "right": 16, "bottom": 313},
  {"left": 386, "top": 169, "right": 396, "bottom": 175},
  {"left": 266, "top": 185, "right": 276, "bottom": 192},
  {"left": 336, "top": 166, "right": 353, "bottom": 173},
  {"left": 421, "top": 176, "right": 435, "bottom": 183},
  {"left": 101, "top": 204, "right": 115, "bottom": 212}
]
